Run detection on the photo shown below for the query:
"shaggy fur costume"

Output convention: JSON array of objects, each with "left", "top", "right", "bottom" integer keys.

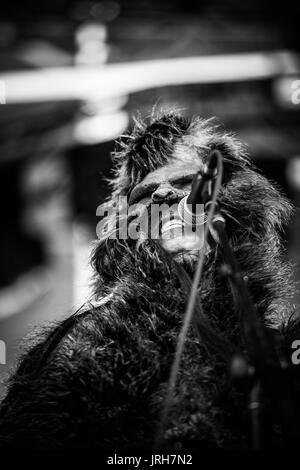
[{"left": 0, "top": 111, "right": 299, "bottom": 450}]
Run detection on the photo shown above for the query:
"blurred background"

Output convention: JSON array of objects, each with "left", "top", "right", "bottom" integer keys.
[{"left": 0, "top": 0, "right": 300, "bottom": 395}]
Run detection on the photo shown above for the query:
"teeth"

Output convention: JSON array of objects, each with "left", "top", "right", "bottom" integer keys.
[
  {"left": 161, "top": 219, "right": 183, "bottom": 234},
  {"left": 162, "top": 233, "right": 204, "bottom": 252}
]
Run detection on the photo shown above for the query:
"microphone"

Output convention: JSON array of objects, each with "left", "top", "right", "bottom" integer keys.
[{"left": 178, "top": 150, "right": 220, "bottom": 226}]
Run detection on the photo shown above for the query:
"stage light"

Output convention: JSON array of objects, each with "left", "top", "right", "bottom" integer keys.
[{"left": 73, "top": 110, "right": 129, "bottom": 144}]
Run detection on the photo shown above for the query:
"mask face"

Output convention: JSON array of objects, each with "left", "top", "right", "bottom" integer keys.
[{"left": 127, "top": 157, "right": 207, "bottom": 260}]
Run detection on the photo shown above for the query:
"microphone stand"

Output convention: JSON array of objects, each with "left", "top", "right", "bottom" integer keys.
[{"left": 210, "top": 213, "right": 300, "bottom": 449}]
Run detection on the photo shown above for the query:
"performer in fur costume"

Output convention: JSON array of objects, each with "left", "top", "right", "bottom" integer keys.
[{"left": 0, "top": 111, "right": 299, "bottom": 450}]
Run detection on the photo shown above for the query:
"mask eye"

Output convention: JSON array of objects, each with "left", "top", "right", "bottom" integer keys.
[
  {"left": 171, "top": 176, "right": 194, "bottom": 189},
  {"left": 129, "top": 188, "right": 155, "bottom": 205}
]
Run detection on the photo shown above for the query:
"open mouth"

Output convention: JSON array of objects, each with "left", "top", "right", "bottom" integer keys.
[
  {"left": 129, "top": 203, "right": 206, "bottom": 257},
  {"left": 160, "top": 213, "right": 184, "bottom": 238},
  {"left": 159, "top": 212, "right": 205, "bottom": 254}
]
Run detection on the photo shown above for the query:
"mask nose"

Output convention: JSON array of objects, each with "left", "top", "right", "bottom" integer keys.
[{"left": 151, "top": 184, "right": 176, "bottom": 203}]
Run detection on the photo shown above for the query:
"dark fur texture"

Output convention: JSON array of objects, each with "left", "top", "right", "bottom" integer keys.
[{"left": 0, "top": 111, "right": 299, "bottom": 450}]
